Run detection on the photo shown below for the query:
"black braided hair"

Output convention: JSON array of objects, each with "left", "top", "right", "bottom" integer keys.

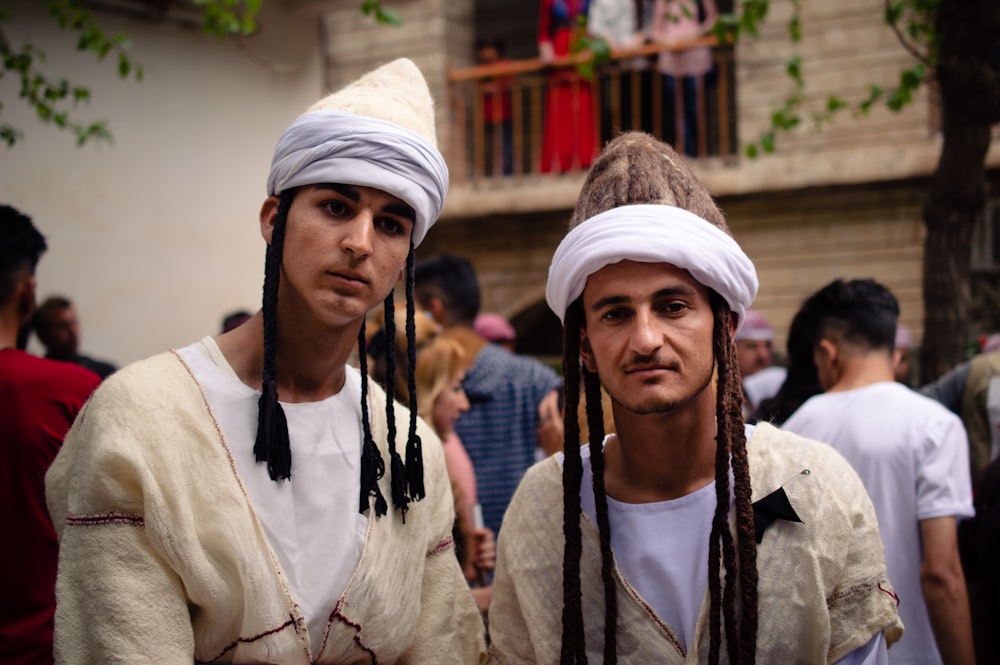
[
  {"left": 382, "top": 289, "right": 410, "bottom": 516},
  {"left": 253, "top": 191, "right": 425, "bottom": 521},
  {"left": 357, "top": 321, "right": 389, "bottom": 516},
  {"left": 403, "top": 243, "right": 426, "bottom": 502},
  {"left": 254, "top": 189, "right": 295, "bottom": 481},
  {"left": 358, "top": 243, "right": 425, "bottom": 519},
  {"left": 560, "top": 300, "right": 587, "bottom": 665}
]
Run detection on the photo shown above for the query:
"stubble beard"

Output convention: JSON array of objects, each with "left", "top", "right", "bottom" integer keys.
[{"left": 609, "top": 361, "right": 717, "bottom": 416}]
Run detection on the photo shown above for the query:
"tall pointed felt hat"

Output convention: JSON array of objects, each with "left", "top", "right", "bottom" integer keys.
[{"left": 267, "top": 57, "right": 448, "bottom": 247}]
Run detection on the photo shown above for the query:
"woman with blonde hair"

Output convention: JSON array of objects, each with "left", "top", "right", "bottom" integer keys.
[{"left": 370, "top": 306, "right": 495, "bottom": 615}]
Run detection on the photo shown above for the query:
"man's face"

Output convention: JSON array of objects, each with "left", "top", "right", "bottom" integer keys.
[
  {"left": 262, "top": 184, "right": 415, "bottom": 329},
  {"left": 477, "top": 45, "right": 500, "bottom": 64},
  {"left": 579, "top": 260, "right": 717, "bottom": 415},
  {"left": 735, "top": 338, "right": 772, "bottom": 377},
  {"left": 38, "top": 305, "right": 79, "bottom": 358}
]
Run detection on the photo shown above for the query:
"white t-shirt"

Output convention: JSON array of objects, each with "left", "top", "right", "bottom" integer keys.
[
  {"left": 588, "top": 0, "right": 638, "bottom": 47},
  {"left": 742, "top": 365, "right": 787, "bottom": 410},
  {"left": 178, "top": 337, "right": 366, "bottom": 656},
  {"left": 580, "top": 443, "right": 715, "bottom": 649},
  {"left": 783, "top": 381, "right": 974, "bottom": 665},
  {"left": 570, "top": 427, "right": 886, "bottom": 664},
  {"left": 988, "top": 376, "right": 1000, "bottom": 462}
]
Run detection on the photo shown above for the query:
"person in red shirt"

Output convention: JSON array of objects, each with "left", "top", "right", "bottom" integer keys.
[
  {"left": 0, "top": 205, "right": 100, "bottom": 665},
  {"left": 476, "top": 36, "right": 514, "bottom": 176},
  {"left": 538, "top": 0, "right": 598, "bottom": 173}
]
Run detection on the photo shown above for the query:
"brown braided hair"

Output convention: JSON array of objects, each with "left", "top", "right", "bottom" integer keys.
[{"left": 558, "top": 132, "right": 758, "bottom": 664}]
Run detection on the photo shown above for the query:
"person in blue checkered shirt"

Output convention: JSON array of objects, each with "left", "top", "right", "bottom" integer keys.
[{"left": 415, "top": 254, "right": 562, "bottom": 537}]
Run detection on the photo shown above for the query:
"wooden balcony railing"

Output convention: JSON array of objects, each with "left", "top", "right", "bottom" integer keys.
[{"left": 448, "top": 36, "right": 737, "bottom": 184}]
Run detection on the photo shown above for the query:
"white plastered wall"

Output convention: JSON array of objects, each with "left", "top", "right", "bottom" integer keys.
[{"left": 0, "top": 0, "right": 324, "bottom": 366}]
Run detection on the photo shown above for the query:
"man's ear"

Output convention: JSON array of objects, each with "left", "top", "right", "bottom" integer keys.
[
  {"left": 815, "top": 338, "right": 839, "bottom": 373},
  {"left": 16, "top": 275, "right": 36, "bottom": 327},
  {"left": 580, "top": 327, "right": 598, "bottom": 373},
  {"left": 729, "top": 310, "right": 739, "bottom": 339},
  {"left": 425, "top": 296, "right": 446, "bottom": 324},
  {"left": 260, "top": 196, "right": 281, "bottom": 245}
]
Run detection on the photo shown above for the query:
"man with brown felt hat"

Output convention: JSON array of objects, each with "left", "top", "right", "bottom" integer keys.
[{"left": 488, "top": 133, "right": 903, "bottom": 664}]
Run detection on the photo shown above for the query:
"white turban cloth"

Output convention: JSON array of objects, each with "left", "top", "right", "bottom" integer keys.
[
  {"left": 546, "top": 204, "right": 759, "bottom": 326},
  {"left": 266, "top": 110, "right": 449, "bottom": 248}
]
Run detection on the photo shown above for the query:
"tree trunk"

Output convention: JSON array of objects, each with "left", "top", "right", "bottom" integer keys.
[{"left": 919, "top": 0, "right": 1000, "bottom": 383}]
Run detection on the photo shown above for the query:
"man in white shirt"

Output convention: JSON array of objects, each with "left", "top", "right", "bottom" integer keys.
[
  {"left": 46, "top": 58, "right": 486, "bottom": 664},
  {"left": 735, "top": 308, "right": 787, "bottom": 416},
  {"left": 488, "top": 132, "right": 903, "bottom": 664},
  {"left": 783, "top": 278, "right": 975, "bottom": 665}
]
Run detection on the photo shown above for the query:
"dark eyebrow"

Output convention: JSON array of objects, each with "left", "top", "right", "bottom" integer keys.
[
  {"left": 314, "top": 183, "right": 360, "bottom": 202},
  {"left": 589, "top": 285, "right": 698, "bottom": 313},
  {"left": 590, "top": 294, "right": 630, "bottom": 312},
  {"left": 313, "top": 183, "right": 415, "bottom": 223},
  {"left": 384, "top": 201, "right": 416, "bottom": 223},
  {"left": 653, "top": 285, "right": 698, "bottom": 299}
]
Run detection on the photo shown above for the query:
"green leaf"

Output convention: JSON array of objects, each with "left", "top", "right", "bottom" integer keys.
[
  {"left": 358, "top": 1, "right": 402, "bottom": 26},
  {"left": 761, "top": 132, "right": 776, "bottom": 153},
  {"left": 118, "top": 53, "right": 130, "bottom": 77},
  {"left": 714, "top": 13, "right": 739, "bottom": 40},
  {"left": 901, "top": 63, "right": 925, "bottom": 89},
  {"left": 786, "top": 55, "right": 803, "bottom": 87},
  {"left": 745, "top": 143, "right": 759, "bottom": 159},
  {"left": 885, "top": 1, "right": 904, "bottom": 25},
  {"left": 1, "top": 123, "right": 23, "bottom": 147},
  {"left": 788, "top": 14, "right": 801, "bottom": 42},
  {"left": 826, "top": 95, "right": 848, "bottom": 112},
  {"left": 590, "top": 36, "right": 611, "bottom": 61},
  {"left": 376, "top": 6, "right": 403, "bottom": 26}
]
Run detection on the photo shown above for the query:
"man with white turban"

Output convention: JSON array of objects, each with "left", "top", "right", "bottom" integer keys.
[
  {"left": 487, "top": 132, "right": 903, "bottom": 664},
  {"left": 46, "top": 58, "right": 487, "bottom": 664}
]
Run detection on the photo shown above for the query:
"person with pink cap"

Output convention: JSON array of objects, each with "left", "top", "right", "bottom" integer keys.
[
  {"left": 735, "top": 308, "right": 787, "bottom": 416},
  {"left": 474, "top": 312, "right": 517, "bottom": 353}
]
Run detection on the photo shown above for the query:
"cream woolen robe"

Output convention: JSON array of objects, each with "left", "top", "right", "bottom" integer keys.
[
  {"left": 46, "top": 351, "right": 487, "bottom": 664},
  {"left": 488, "top": 423, "right": 904, "bottom": 664}
]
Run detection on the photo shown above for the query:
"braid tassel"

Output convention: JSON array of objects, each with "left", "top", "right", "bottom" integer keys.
[
  {"left": 254, "top": 190, "right": 294, "bottom": 481},
  {"left": 255, "top": 380, "right": 291, "bottom": 480},
  {"left": 404, "top": 245, "right": 425, "bottom": 502},
  {"left": 383, "top": 292, "right": 410, "bottom": 516},
  {"left": 357, "top": 323, "right": 388, "bottom": 516}
]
